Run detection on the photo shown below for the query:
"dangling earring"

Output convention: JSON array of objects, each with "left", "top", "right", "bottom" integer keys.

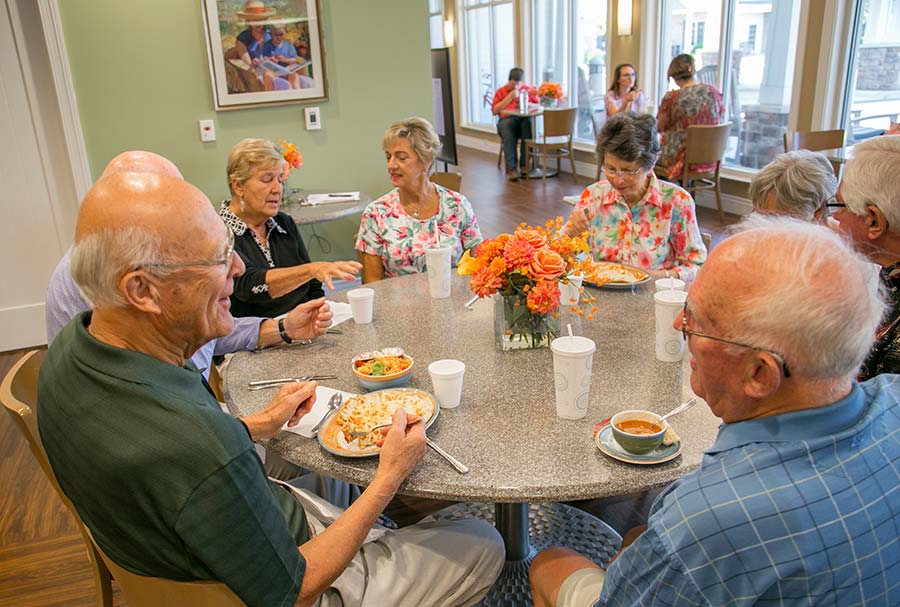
[{"left": 238, "top": 196, "right": 246, "bottom": 213}]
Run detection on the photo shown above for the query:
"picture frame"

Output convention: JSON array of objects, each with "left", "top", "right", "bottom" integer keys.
[{"left": 201, "top": 0, "right": 328, "bottom": 110}]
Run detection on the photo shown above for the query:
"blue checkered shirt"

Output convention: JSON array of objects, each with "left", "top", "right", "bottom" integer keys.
[{"left": 596, "top": 375, "right": 900, "bottom": 607}]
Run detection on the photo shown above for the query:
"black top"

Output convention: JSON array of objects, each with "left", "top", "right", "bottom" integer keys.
[
  {"left": 860, "top": 261, "right": 900, "bottom": 381},
  {"left": 221, "top": 205, "right": 324, "bottom": 318}
]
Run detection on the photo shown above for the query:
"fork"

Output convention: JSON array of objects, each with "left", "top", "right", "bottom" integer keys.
[
  {"left": 349, "top": 418, "right": 423, "bottom": 437},
  {"left": 248, "top": 374, "right": 337, "bottom": 390},
  {"left": 349, "top": 421, "right": 469, "bottom": 474},
  {"left": 310, "top": 393, "right": 343, "bottom": 435}
]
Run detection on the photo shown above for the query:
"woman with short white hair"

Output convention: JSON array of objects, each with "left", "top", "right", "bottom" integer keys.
[
  {"left": 355, "top": 117, "right": 483, "bottom": 282},
  {"left": 749, "top": 150, "right": 837, "bottom": 222}
]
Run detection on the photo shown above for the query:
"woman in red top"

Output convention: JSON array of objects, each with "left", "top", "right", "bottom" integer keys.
[{"left": 656, "top": 54, "right": 725, "bottom": 180}]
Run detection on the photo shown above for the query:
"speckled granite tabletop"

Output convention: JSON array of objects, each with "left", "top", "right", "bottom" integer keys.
[
  {"left": 279, "top": 191, "right": 372, "bottom": 224},
  {"left": 224, "top": 273, "right": 721, "bottom": 503}
]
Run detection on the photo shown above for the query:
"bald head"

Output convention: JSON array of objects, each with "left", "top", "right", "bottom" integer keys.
[
  {"left": 101, "top": 150, "right": 183, "bottom": 180},
  {"left": 695, "top": 215, "right": 883, "bottom": 379},
  {"left": 72, "top": 172, "right": 223, "bottom": 308}
]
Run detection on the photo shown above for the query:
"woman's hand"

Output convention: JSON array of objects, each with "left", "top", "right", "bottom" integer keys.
[
  {"left": 308, "top": 261, "right": 362, "bottom": 290},
  {"left": 565, "top": 209, "right": 590, "bottom": 237},
  {"left": 626, "top": 89, "right": 641, "bottom": 103}
]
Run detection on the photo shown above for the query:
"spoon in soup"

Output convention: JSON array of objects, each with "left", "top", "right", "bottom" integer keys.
[{"left": 653, "top": 397, "right": 697, "bottom": 430}]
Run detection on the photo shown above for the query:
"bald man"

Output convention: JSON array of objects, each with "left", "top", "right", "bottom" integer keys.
[
  {"left": 45, "top": 151, "right": 330, "bottom": 379},
  {"left": 38, "top": 171, "right": 503, "bottom": 607},
  {"left": 530, "top": 216, "right": 900, "bottom": 607}
]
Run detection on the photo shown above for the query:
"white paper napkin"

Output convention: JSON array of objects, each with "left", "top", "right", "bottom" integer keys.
[
  {"left": 327, "top": 301, "right": 353, "bottom": 327},
  {"left": 562, "top": 195, "right": 580, "bottom": 206},
  {"left": 282, "top": 385, "right": 356, "bottom": 438},
  {"left": 306, "top": 192, "right": 361, "bottom": 205}
]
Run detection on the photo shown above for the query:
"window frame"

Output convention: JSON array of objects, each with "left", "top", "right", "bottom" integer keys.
[{"left": 429, "top": 0, "right": 445, "bottom": 50}]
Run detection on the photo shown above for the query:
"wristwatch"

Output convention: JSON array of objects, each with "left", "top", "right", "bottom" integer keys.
[{"left": 277, "top": 318, "right": 292, "bottom": 344}]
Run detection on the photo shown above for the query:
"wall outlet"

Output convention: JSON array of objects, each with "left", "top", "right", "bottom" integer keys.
[
  {"left": 304, "top": 107, "right": 321, "bottom": 130},
  {"left": 199, "top": 119, "right": 216, "bottom": 142}
]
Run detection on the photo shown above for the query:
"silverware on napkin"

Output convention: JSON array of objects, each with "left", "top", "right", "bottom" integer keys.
[
  {"left": 311, "top": 393, "right": 343, "bottom": 435},
  {"left": 248, "top": 374, "right": 337, "bottom": 390}
]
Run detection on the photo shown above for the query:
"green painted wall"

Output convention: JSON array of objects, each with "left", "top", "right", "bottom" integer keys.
[{"left": 58, "top": 1, "right": 431, "bottom": 260}]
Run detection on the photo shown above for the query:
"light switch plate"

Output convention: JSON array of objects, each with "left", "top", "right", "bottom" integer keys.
[
  {"left": 304, "top": 107, "right": 321, "bottom": 130},
  {"left": 199, "top": 119, "right": 216, "bottom": 142}
]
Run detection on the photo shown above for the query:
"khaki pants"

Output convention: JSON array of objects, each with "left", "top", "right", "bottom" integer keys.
[{"left": 278, "top": 481, "right": 505, "bottom": 607}]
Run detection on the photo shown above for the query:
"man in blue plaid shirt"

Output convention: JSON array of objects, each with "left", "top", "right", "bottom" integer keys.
[{"left": 530, "top": 215, "right": 900, "bottom": 606}]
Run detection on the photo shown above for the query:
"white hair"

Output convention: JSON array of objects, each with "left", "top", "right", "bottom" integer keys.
[
  {"left": 71, "top": 227, "right": 169, "bottom": 308},
  {"left": 749, "top": 150, "right": 836, "bottom": 221},
  {"left": 721, "top": 215, "right": 886, "bottom": 379},
  {"left": 840, "top": 135, "right": 900, "bottom": 233}
]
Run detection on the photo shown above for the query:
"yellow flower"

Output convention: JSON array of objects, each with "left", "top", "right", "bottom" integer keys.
[{"left": 457, "top": 249, "right": 485, "bottom": 276}]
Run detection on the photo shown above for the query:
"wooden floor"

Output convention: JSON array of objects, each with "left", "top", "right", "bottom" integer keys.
[{"left": 0, "top": 147, "right": 739, "bottom": 606}]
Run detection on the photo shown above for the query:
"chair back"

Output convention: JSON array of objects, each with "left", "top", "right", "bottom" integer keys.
[
  {"left": 695, "top": 65, "right": 718, "bottom": 87},
  {"left": 430, "top": 171, "right": 462, "bottom": 192},
  {"left": 783, "top": 129, "right": 845, "bottom": 153},
  {"left": 684, "top": 123, "right": 732, "bottom": 167},
  {"left": 1, "top": 350, "right": 246, "bottom": 607},
  {"left": 541, "top": 108, "right": 577, "bottom": 140}
]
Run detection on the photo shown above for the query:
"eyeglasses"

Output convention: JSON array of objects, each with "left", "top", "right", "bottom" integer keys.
[
  {"left": 824, "top": 195, "right": 845, "bottom": 210},
  {"left": 681, "top": 300, "right": 791, "bottom": 378},
  {"left": 136, "top": 230, "right": 235, "bottom": 272},
  {"left": 620, "top": 72, "right": 636, "bottom": 78},
  {"left": 603, "top": 165, "right": 644, "bottom": 179}
]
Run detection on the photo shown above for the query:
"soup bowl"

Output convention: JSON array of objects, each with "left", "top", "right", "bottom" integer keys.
[
  {"left": 610, "top": 410, "right": 669, "bottom": 455},
  {"left": 352, "top": 354, "right": 414, "bottom": 391}
]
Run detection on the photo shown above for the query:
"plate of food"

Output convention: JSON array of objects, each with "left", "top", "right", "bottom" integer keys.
[
  {"left": 582, "top": 261, "right": 651, "bottom": 289},
  {"left": 318, "top": 388, "right": 439, "bottom": 458}
]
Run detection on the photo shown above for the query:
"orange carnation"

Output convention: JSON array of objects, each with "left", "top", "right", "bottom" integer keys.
[
  {"left": 503, "top": 237, "right": 536, "bottom": 270},
  {"left": 530, "top": 248, "right": 566, "bottom": 281},
  {"left": 526, "top": 280, "right": 561, "bottom": 315},
  {"left": 470, "top": 265, "right": 502, "bottom": 297}
]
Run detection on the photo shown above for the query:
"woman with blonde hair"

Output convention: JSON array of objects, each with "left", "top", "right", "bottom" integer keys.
[
  {"left": 656, "top": 54, "right": 725, "bottom": 179},
  {"left": 356, "top": 117, "right": 483, "bottom": 282},
  {"left": 221, "top": 138, "right": 360, "bottom": 318}
]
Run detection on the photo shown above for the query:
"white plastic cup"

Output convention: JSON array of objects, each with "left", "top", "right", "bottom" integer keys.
[
  {"left": 559, "top": 274, "right": 584, "bottom": 306},
  {"left": 550, "top": 335, "right": 596, "bottom": 419},
  {"left": 654, "top": 277, "right": 686, "bottom": 292},
  {"left": 346, "top": 288, "right": 374, "bottom": 324},
  {"left": 654, "top": 290, "right": 687, "bottom": 362},
  {"left": 425, "top": 245, "right": 452, "bottom": 299},
  {"left": 428, "top": 359, "right": 466, "bottom": 409}
]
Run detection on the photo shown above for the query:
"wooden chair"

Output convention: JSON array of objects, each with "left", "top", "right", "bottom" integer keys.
[
  {"left": 0, "top": 350, "right": 246, "bottom": 607},
  {"left": 783, "top": 129, "right": 845, "bottom": 175},
  {"left": 430, "top": 171, "right": 462, "bottom": 192},
  {"left": 591, "top": 111, "right": 605, "bottom": 181},
  {"left": 525, "top": 107, "right": 577, "bottom": 180},
  {"left": 665, "top": 122, "right": 732, "bottom": 221}
]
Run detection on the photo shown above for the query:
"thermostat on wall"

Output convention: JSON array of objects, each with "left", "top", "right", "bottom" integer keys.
[{"left": 305, "top": 107, "right": 321, "bottom": 130}]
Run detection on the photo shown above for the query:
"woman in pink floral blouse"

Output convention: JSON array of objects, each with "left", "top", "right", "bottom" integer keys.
[
  {"left": 656, "top": 54, "right": 726, "bottom": 180},
  {"left": 564, "top": 112, "right": 707, "bottom": 280},
  {"left": 356, "top": 117, "right": 483, "bottom": 282}
]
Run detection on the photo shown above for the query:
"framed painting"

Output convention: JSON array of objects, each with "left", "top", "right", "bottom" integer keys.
[{"left": 202, "top": 0, "right": 328, "bottom": 110}]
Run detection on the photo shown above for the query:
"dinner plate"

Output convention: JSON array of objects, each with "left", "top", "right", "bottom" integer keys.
[
  {"left": 594, "top": 424, "right": 682, "bottom": 465},
  {"left": 318, "top": 388, "right": 439, "bottom": 458},
  {"left": 582, "top": 262, "right": 651, "bottom": 290}
]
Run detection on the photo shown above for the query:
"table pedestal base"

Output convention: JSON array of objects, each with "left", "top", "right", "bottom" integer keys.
[{"left": 433, "top": 502, "right": 621, "bottom": 607}]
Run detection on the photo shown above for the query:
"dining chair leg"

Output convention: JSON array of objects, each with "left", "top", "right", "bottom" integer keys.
[
  {"left": 497, "top": 146, "right": 503, "bottom": 169},
  {"left": 542, "top": 152, "right": 548, "bottom": 181},
  {"left": 569, "top": 145, "right": 577, "bottom": 178},
  {"left": 524, "top": 145, "right": 531, "bottom": 180},
  {"left": 715, "top": 180, "right": 724, "bottom": 222}
]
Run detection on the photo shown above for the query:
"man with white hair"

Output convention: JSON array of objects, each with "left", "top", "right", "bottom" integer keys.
[
  {"left": 45, "top": 151, "right": 330, "bottom": 379},
  {"left": 833, "top": 135, "right": 900, "bottom": 380},
  {"left": 38, "top": 171, "right": 503, "bottom": 607},
  {"left": 749, "top": 149, "right": 838, "bottom": 222},
  {"left": 529, "top": 216, "right": 900, "bottom": 606}
]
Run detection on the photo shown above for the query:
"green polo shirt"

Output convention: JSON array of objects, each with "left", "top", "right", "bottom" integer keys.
[{"left": 38, "top": 313, "right": 308, "bottom": 607}]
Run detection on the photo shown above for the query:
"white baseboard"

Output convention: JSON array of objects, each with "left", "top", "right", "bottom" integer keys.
[
  {"left": 0, "top": 302, "right": 47, "bottom": 351},
  {"left": 456, "top": 138, "right": 753, "bottom": 216}
]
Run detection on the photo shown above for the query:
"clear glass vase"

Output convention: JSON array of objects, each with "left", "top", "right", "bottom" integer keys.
[
  {"left": 493, "top": 294, "right": 561, "bottom": 351},
  {"left": 540, "top": 96, "right": 558, "bottom": 108}
]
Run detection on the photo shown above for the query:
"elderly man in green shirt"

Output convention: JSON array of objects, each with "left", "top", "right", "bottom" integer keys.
[{"left": 38, "top": 171, "right": 503, "bottom": 607}]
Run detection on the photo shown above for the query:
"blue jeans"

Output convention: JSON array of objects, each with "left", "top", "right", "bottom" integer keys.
[{"left": 497, "top": 116, "right": 533, "bottom": 171}]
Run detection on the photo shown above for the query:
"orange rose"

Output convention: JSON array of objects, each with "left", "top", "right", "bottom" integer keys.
[
  {"left": 530, "top": 248, "right": 566, "bottom": 281},
  {"left": 515, "top": 229, "right": 547, "bottom": 249}
]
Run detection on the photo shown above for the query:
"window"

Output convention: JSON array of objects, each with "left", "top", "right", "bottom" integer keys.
[
  {"left": 462, "top": 0, "right": 515, "bottom": 127},
  {"left": 843, "top": 0, "right": 900, "bottom": 143},
  {"left": 691, "top": 21, "right": 705, "bottom": 48},
  {"left": 658, "top": 0, "right": 801, "bottom": 170},
  {"left": 532, "top": 0, "right": 608, "bottom": 143},
  {"left": 429, "top": 0, "right": 444, "bottom": 49}
]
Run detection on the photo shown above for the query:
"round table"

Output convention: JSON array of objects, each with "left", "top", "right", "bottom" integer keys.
[
  {"left": 224, "top": 273, "right": 721, "bottom": 605},
  {"left": 280, "top": 189, "right": 372, "bottom": 225}
]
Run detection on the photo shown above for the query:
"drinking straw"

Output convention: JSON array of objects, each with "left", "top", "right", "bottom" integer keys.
[
  {"left": 567, "top": 323, "right": 573, "bottom": 337},
  {"left": 434, "top": 222, "right": 440, "bottom": 246}
]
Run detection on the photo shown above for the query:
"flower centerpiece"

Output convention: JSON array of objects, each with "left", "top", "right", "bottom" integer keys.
[
  {"left": 458, "top": 219, "right": 597, "bottom": 350},
  {"left": 279, "top": 139, "right": 304, "bottom": 203},
  {"left": 537, "top": 82, "right": 564, "bottom": 108}
]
